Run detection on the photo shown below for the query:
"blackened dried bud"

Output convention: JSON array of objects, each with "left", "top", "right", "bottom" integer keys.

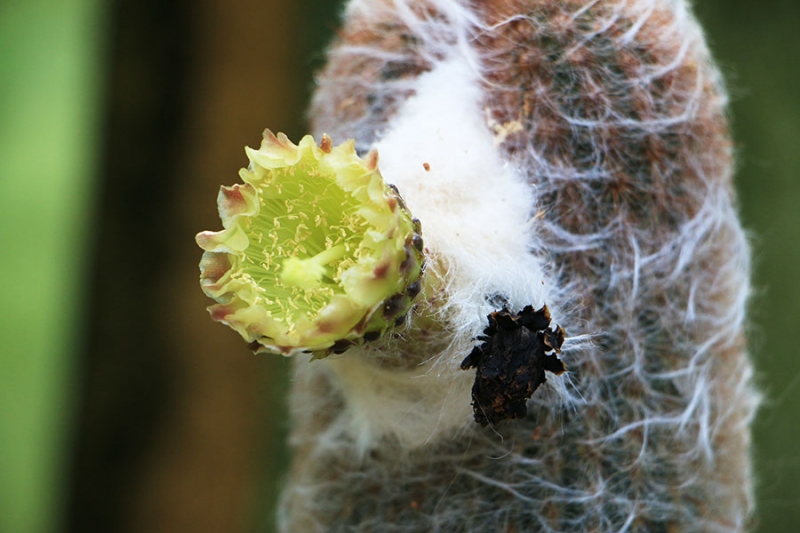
[
  {"left": 331, "top": 339, "right": 357, "bottom": 354},
  {"left": 362, "top": 331, "right": 381, "bottom": 343},
  {"left": 383, "top": 293, "right": 406, "bottom": 319},
  {"left": 412, "top": 233, "right": 424, "bottom": 253},
  {"left": 407, "top": 280, "right": 422, "bottom": 299},
  {"left": 461, "top": 305, "right": 566, "bottom": 427}
]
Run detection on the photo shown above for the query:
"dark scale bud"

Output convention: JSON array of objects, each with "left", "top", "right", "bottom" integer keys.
[{"left": 461, "top": 305, "right": 565, "bottom": 427}]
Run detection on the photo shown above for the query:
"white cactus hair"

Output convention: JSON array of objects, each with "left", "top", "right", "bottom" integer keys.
[{"left": 279, "top": 0, "right": 760, "bottom": 531}]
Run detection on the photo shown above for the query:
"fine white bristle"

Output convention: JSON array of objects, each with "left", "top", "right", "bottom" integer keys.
[{"left": 279, "top": 1, "right": 760, "bottom": 531}]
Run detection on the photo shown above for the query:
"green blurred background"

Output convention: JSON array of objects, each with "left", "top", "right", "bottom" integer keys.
[{"left": 0, "top": 1, "right": 796, "bottom": 532}]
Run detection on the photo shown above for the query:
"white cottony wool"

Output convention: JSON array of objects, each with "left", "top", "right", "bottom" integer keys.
[
  {"left": 279, "top": 0, "right": 760, "bottom": 531},
  {"left": 373, "top": 57, "right": 550, "bottom": 326},
  {"left": 313, "top": 54, "right": 559, "bottom": 451}
]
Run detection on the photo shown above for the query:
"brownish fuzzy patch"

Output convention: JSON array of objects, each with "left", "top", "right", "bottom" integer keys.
[
  {"left": 470, "top": 0, "right": 749, "bottom": 527},
  {"left": 474, "top": 0, "right": 732, "bottom": 235},
  {"left": 310, "top": 1, "right": 436, "bottom": 144}
]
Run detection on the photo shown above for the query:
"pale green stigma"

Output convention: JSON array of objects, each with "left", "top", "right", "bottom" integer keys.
[{"left": 280, "top": 245, "right": 346, "bottom": 290}]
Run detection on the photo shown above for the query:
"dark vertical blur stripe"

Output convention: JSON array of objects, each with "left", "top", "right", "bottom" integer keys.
[
  {"left": 67, "top": 0, "right": 340, "bottom": 532},
  {"left": 67, "top": 0, "right": 195, "bottom": 531}
]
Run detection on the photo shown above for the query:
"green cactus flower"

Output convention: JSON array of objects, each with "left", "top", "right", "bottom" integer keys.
[{"left": 196, "top": 131, "right": 424, "bottom": 356}]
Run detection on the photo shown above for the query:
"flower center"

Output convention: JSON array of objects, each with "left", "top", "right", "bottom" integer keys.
[{"left": 238, "top": 163, "right": 368, "bottom": 332}]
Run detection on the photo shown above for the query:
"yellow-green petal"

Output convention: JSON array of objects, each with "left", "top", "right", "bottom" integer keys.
[{"left": 196, "top": 131, "right": 425, "bottom": 356}]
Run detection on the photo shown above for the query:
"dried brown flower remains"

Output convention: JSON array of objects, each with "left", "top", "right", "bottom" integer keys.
[{"left": 461, "top": 305, "right": 566, "bottom": 426}]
